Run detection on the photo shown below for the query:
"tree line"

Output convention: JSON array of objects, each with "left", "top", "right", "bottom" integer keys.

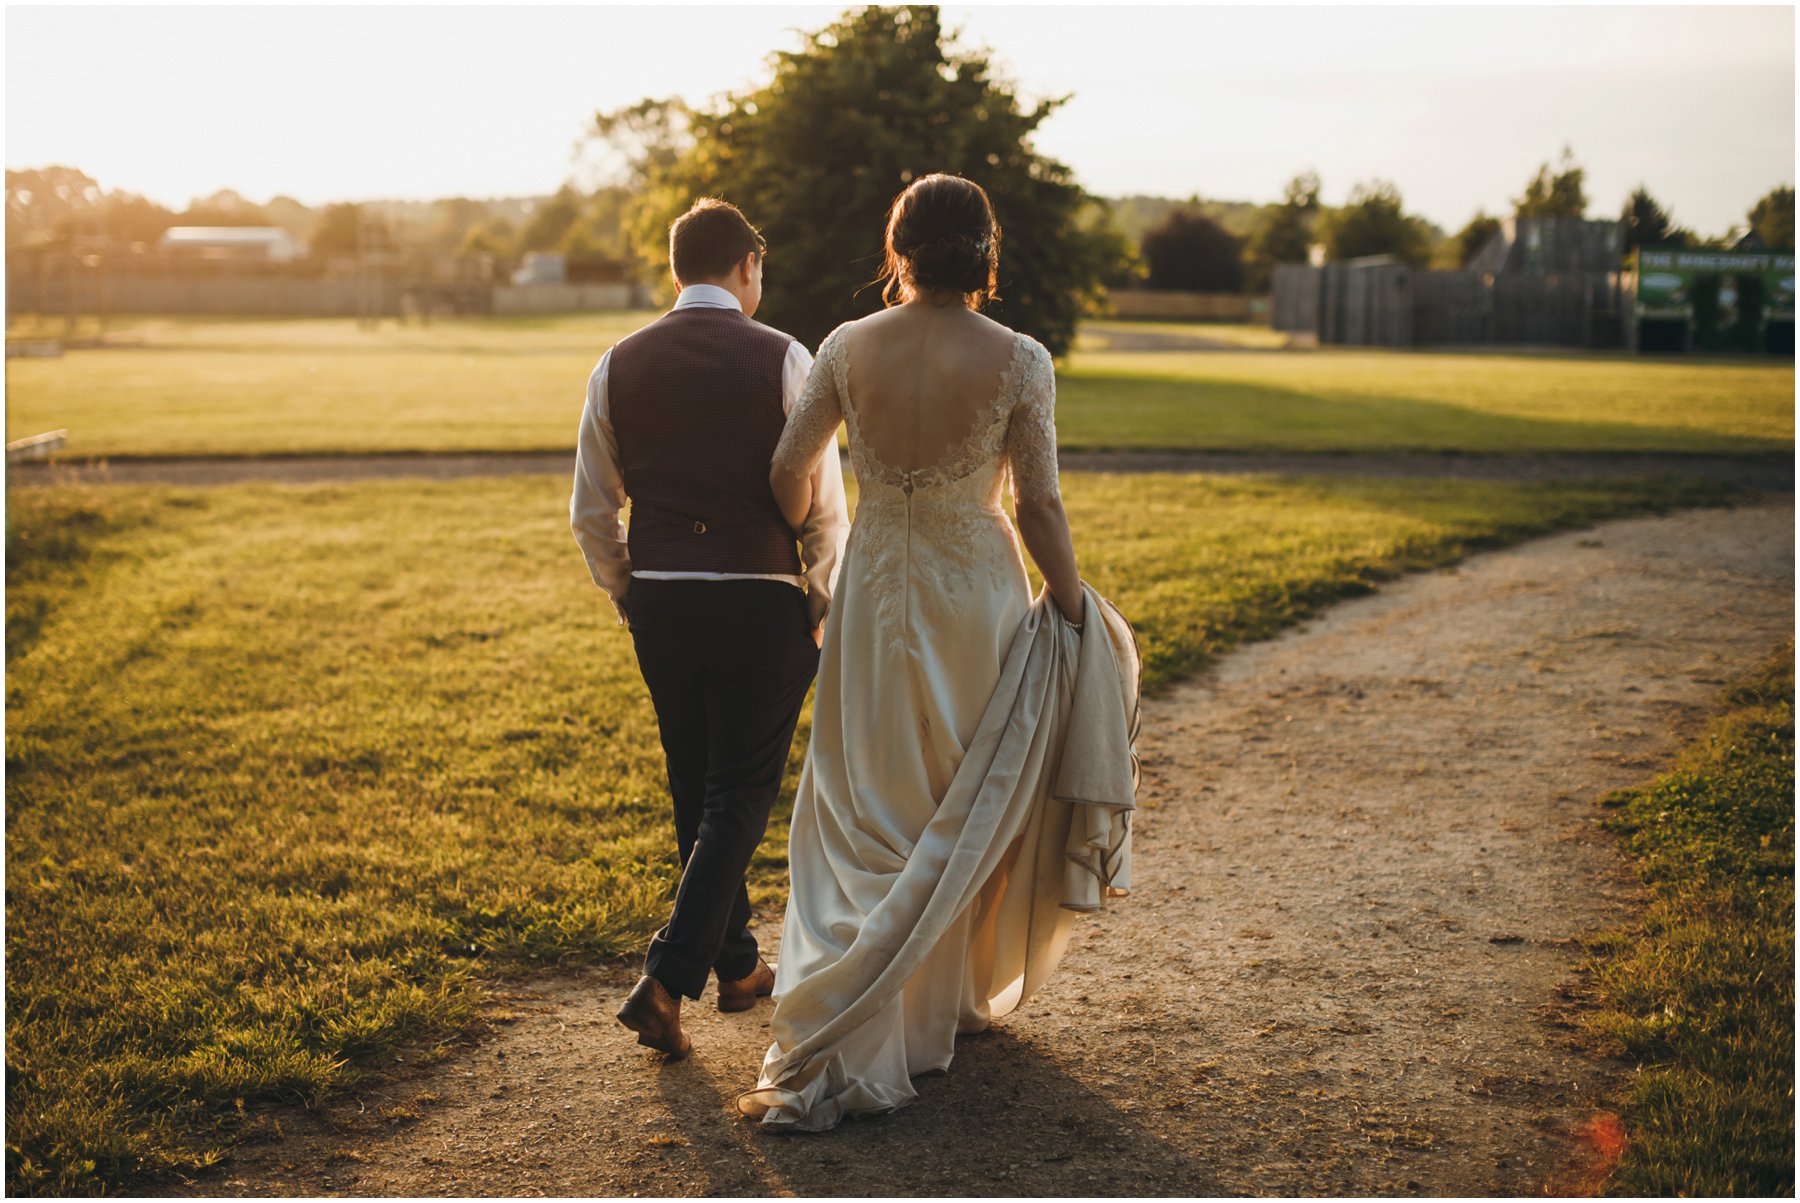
[
  {"left": 7, "top": 5, "right": 1795, "bottom": 353},
  {"left": 3, "top": 168, "right": 634, "bottom": 268},
  {"left": 1136, "top": 148, "right": 1795, "bottom": 296}
]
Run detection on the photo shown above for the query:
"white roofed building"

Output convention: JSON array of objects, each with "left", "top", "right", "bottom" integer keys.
[{"left": 160, "top": 226, "right": 304, "bottom": 264}]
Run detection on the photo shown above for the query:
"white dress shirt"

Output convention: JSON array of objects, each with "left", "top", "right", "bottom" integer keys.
[{"left": 570, "top": 284, "right": 850, "bottom": 627}]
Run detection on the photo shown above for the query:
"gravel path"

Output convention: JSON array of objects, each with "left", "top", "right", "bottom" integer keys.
[
  {"left": 10, "top": 449, "right": 1794, "bottom": 489},
  {"left": 177, "top": 500, "right": 1793, "bottom": 1198}
]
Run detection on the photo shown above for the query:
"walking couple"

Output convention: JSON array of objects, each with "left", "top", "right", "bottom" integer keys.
[{"left": 570, "top": 174, "right": 1140, "bottom": 1132}]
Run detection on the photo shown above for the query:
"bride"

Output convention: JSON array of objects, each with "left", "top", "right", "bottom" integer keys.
[{"left": 738, "top": 174, "right": 1139, "bottom": 1130}]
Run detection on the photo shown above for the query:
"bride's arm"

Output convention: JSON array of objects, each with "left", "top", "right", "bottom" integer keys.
[
  {"left": 1018, "top": 499, "right": 1082, "bottom": 624},
  {"left": 771, "top": 334, "right": 845, "bottom": 533},
  {"left": 1007, "top": 342, "right": 1083, "bottom": 624}
]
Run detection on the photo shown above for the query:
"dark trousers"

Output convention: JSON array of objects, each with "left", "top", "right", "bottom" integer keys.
[{"left": 626, "top": 577, "right": 820, "bottom": 1000}]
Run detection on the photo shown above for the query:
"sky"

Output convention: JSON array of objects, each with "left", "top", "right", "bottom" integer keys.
[{"left": 5, "top": 4, "right": 1794, "bottom": 236}]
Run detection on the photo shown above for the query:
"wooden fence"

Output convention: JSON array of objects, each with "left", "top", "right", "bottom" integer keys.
[
  {"left": 1275, "top": 261, "right": 1628, "bottom": 349},
  {"left": 5, "top": 272, "right": 646, "bottom": 319}
]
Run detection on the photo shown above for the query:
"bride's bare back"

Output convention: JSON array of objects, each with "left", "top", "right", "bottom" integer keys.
[
  {"left": 770, "top": 299, "right": 1082, "bottom": 622},
  {"left": 839, "top": 304, "right": 1023, "bottom": 477}
]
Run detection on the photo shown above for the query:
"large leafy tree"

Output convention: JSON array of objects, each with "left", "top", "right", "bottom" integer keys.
[
  {"left": 1514, "top": 147, "right": 1587, "bottom": 219},
  {"left": 1140, "top": 208, "right": 1244, "bottom": 292},
  {"left": 614, "top": 6, "right": 1122, "bottom": 355},
  {"left": 1748, "top": 185, "right": 1794, "bottom": 249},
  {"left": 1318, "top": 180, "right": 1432, "bottom": 268}
]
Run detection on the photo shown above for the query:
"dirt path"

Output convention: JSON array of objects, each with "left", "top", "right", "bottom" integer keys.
[
  {"left": 11, "top": 449, "right": 1795, "bottom": 490},
  {"left": 182, "top": 501, "right": 1793, "bottom": 1198}
]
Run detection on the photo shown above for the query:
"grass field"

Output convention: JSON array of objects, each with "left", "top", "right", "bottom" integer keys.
[
  {"left": 1582, "top": 646, "right": 1794, "bottom": 1197},
  {"left": 4, "top": 314, "right": 1791, "bottom": 458},
  {"left": 4, "top": 469, "right": 1743, "bottom": 1194}
]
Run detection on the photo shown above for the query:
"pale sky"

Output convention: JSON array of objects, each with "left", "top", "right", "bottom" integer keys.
[{"left": 6, "top": 4, "right": 1794, "bottom": 236}]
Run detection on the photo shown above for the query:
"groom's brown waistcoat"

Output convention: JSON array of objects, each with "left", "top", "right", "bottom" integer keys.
[{"left": 607, "top": 306, "right": 804, "bottom": 577}]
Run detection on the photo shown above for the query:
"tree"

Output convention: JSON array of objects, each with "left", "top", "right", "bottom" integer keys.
[
  {"left": 1077, "top": 199, "right": 1142, "bottom": 291},
  {"left": 1140, "top": 208, "right": 1243, "bottom": 292},
  {"left": 517, "top": 186, "right": 584, "bottom": 253},
  {"left": 1317, "top": 180, "right": 1432, "bottom": 268},
  {"left": 309, "top": 203, "right": 390, "bottom": 259},
  {"left": 622, "top": 6, "right": 1126, "bottom": 355},
  {"left": 1620, "top": 185, "right": 1683, "bottom": 251},
  {"left": 460, "top": 222, "right": 512, "bottom": 257},
  {"left": 176, "top": 189, "right": 270, "bottom": 227},
  {"left": 1444, "top": 211, "right": 1501, "bottom": 268},
  {"left": 1244, "top": 172, "right": 1319, "bottom": 291},
  {"left": 70, "top": 192, "right": 174, "bottom": 247},
  {"left": 431, "top": 197, "right": 489, "bottom": 251},
  {"left": 1514, "top": 146, "right": 1587, "bottom": 219},
  {"left": 587, "top": 98, "right": 691, "bottom": 192},
  {"left": 1749, "top": 185, "right": 1794, "bottom": 249},
  {"left": 6, "top": 166, "right": 103, "bottom": 245}
]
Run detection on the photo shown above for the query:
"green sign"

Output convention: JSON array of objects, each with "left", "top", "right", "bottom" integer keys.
[{"left": 1636, "top": 248, "right": 1796, "bottom": 320}]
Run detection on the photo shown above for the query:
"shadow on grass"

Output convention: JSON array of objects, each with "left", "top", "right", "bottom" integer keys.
[
  {"left": 1055, "top": 372, "right": 1793, "bottom": 457},
  {"left": 4, "top": 483, "right": 187, "bottom": 661}
]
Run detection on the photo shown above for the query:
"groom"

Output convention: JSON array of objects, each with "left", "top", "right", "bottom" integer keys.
[{"left": 570, "top": 197, "right": 848, "bottom": 1058}]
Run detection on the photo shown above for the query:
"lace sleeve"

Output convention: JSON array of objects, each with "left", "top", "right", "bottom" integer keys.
[
  {"left": 1004, "top": 337, "right": 1062, "bottom": 509},
  {"left": 772, "top": 328, "right": 846, "bottom": 477}
]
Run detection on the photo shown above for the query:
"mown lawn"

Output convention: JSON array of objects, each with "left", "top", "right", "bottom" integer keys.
[
  {"left": 1582, "top": 646, "right": 1794, "bottom": 1197},
  {"left": 1054, "top": 344, "right": 1793, "bottom": 454},
  {"left": 3, "top": 470, "right": 1744, "bottom": 1193},
  {"left": 5, "top": 315, "right": 1791, "bottom": 458}
]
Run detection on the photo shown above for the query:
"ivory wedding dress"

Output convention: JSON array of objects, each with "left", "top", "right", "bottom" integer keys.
[{"left": 739, "top": 322, "right": 1137, "bottom": 1130}]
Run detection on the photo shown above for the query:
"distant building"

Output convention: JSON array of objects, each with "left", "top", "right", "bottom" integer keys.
[
  {"left": 511, "top": 252, "right": 566, "bottom": 286},
  {"left": 160, "top": 226, "right": 304, "bottom": 265}
]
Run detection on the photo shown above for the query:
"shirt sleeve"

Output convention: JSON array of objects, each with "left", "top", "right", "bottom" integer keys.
[
  {"left": 781, "top": 336, "right": 851, "bottom": 628},
  {"left": 569, "top": 350, "right": 634, "bottom": 625},
  {"left": 1005, "top": 338, "right": 1063, "bottom": 511}
]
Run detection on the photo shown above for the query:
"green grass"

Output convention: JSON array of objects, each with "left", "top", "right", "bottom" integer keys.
[
  {"left": 5, "top": 315, "right": 1790, "bottom": 458},
  {"left": 1055, "top": 344, "right": 1793, "bottom": 454},
  {"left": 1581, "top": 646, "right": 1794, "bottom": 1197},
  {"left": 3, "top": 470, "right": 1747, "bottom": 1193}
]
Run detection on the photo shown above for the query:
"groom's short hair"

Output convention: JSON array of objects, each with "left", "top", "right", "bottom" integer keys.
[{"left": 669, "top": 198, "right": 766, "bottom": 285}]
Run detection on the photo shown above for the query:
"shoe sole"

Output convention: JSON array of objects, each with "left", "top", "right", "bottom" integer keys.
[
  {"left": 617, "top": 1010, "right": 691, "bottom": 1059},
  {"left": 633, "top": 1031, "right": 692, "bottom": 1058}
]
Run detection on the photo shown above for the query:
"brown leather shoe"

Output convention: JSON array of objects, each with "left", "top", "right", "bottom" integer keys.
[
  {"left": 716, "top": 959, "right": 776, "bottom": 1013},
  {"left": 616, "top": 975, "right": 691, "bottom": 1058}
]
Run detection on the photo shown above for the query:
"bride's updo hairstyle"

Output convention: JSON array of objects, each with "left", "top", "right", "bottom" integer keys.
[{"left": 878, "top": 173, "right": 1000, "bottom": 308}]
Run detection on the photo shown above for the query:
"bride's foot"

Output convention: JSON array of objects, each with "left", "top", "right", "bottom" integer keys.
[
  {"left": 716, "top": 959, "right": 776, "bottom": 1013},
  {"left": 616, "top": 975, "right": 691, "bottom": 1058}
]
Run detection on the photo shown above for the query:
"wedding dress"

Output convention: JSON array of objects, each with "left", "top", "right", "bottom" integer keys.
[{"left": 739, "top": 323, "right": 1138, "bottom": 1130}]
